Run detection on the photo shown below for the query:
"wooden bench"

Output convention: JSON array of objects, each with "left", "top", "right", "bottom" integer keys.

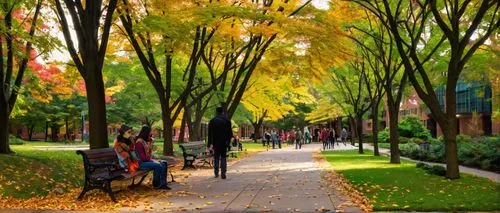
[
  {"left": 228, "top": 141, "right": 243, "bottom": 158},
  {"left": 179, "top": 141, "right": 213, "bottom": 170},
  {"left": 76, "top": 148, "right": 175, "bottom": 202}
]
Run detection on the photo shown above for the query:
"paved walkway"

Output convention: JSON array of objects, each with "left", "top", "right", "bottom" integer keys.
[
  {"left": 119, "top": 143, "right": 355, "bottom": 212},
  {"left": 364, "top": 144, "right": 500, "bottom": 183}
]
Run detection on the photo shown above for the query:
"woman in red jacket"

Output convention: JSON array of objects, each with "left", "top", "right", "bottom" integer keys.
[{"left": 135, "top": 126, "right": 171, "bottom": 190}]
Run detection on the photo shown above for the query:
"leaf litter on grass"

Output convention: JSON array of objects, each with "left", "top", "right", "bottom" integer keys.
[{"left": 313, "top": 152, "right": 373, "bottom": 212}]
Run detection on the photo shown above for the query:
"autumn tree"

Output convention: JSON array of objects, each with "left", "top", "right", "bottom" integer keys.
[
  {"left": 328, "top": 60, "right": 372, "bottom": 154},
  {"left": 53, "top": 0, "right": 118, "bottom": 149},
  {"left": 347, "top": 11, "right": 408, "bottom": 162},
  {"left": 116, "top": 0, "right": 233, "bottom": 155},
  {"left": 352, "top": 0, "right": 499, "bottom": 179},
  {"left": 0, "top": 0, "right": 45, "bottom": 153}
]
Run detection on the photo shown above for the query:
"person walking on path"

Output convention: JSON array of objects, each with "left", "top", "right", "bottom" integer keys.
[
  {"left": 328, "top": 128, "right": 336, "bottom": 149},
  {"left": 321, "top": 128, "right": 330, "bottom": 150},
  {"left": 341, "top": 128, "right": 348, "bottom": 146},
  {"left": 279, "top": 130, "right": 285, "bottom": 149},
  {"left": 207, "top": 107, "right": 233, "bottom": 179},
  {"left": 295, "top": 128, "right": 303, "bottom": 149},
  {"left": 304, "top": 127, "right": 312, "bottom": 144},
  {"left": 264, "top": 130, "right": 271, "bottom": 147},
  {"left": 271, "top": 129, "right": 278, "bottom": 149}
]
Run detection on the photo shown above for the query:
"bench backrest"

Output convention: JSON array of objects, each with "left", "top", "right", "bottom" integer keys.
[
  {"left": 77, "top": 148, "right": 119, "bottom": 175},
  {"left": 179, "top": 141, "right": 207, "bottom": 156}
]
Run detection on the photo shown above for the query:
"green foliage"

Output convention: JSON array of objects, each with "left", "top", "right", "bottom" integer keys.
[
  {"left": 8, "top": 135, "right": 25, "bottom": 145},
  {"left": 398, "top": 116, "right": 432, "bottom": 140},
  {"left": 378, "top": 128, "right": 390, "bottom": 143},
  {"left": 416, "top": 163, "right": 446, "bottom": 177},
  {"left": 400, "top": 136, "right": 500, "bottom": 172}
]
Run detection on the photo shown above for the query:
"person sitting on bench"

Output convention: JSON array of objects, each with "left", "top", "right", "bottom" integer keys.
[
  {"left": 135, "top": 126, "right": 171, "bottom": 190},
  {"left": 114, "top": 125, "right": 139, "bottom": 173}
]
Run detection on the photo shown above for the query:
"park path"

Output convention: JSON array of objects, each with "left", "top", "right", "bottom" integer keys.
[
  {"left": 120, "top": 143, "right": 356, "bottom": 212},
  {"left": 364, "top": 144, "right": 500, "bottom": 183}
]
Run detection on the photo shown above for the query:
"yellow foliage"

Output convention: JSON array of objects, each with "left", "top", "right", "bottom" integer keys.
[
  {"left": 105, "top": 80, "right": 126, "bottom": 97},
  {"left": 306, "top": 98, "right": 344, "bottom": 124}
]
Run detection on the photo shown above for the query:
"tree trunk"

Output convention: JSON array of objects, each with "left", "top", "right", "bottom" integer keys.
[
  {"left": 252, "top": 122, "right": 263, "bottom": 143},
  {"left": 443, "top": 116, "right": 460, "bottom": 179},
  {"left": 28, "top": 124, "right": 34, "bottom": 141},
  {"left": 0, "top": 101, "right": 11, "bottom": 153},
  {"left": 388, "top": 107, "right": 400, "bottom": 164},
  {"left": 162, "top": 114, "right": 174, "bottom": 156},
  {"left": 349, "top": 116, "right": 356, "bottom": 145},
  {"left": 65, "top": 116, "right": 69, "bottom": 140},
  {"left": 356, "top": 115, "right": 364, "bottom": 154},
  {"left": 178, "top": 111, "right": 187, "bottom": 143},
  {"left": 192, "top": 113, "right": 203, "bottom": 141},
  {"left": 85, "top": 70, "right": 109, "bottom": 149},
  {"left": 371, "top": 104, "right": 380, "bottom": 156},
  {"left": 51, "top": 125, "right": 59, "bottom": 142},
  {"left": 44, "top": 121, "right": 49, "bottom": 142}
]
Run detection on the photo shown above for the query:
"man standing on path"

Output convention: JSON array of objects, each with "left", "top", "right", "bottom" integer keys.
[{"left": 207, "top": 107, "right": 233, "bottom": 179}]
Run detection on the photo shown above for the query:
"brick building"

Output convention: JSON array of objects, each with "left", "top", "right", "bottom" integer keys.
[{"left": 364, "top": 82, "right": 499, "bottom": 137}]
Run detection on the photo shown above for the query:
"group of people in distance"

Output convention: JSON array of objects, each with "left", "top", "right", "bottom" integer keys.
[
  {"left": 263, "top": 127, "right": 313, "bottom": 150},
  {"left": 113, "top": 125, "right": 171, "bottom": 190},
  {"left": 319, "top": 127, "right": 348, "bottom": 150}
]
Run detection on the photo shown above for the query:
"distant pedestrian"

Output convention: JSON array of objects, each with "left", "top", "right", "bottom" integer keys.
[
  {"left": 207, "top": 107, "right": 233, "bottom": 179},
  {"left": 341, "top": 128, "right": 348, "bottom": 146},
  {"left": 304, "top": 127, "right": 312, "bottom": 144},
  {"left": 328, "top": 128, "right": 335, "bottom": 149},
  {"left": 295, "top": 129, "right": 303, "bottom": 149},
  {"left": 321, "top": 128, "right": 329, "bottom": 150},
  {"left": 264, "top": 130, "right": 271, "bottom": 147}
]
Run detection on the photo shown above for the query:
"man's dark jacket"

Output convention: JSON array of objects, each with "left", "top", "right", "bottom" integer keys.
[{"left": 207, "top": 114, "right": 233, "bottom": 153}]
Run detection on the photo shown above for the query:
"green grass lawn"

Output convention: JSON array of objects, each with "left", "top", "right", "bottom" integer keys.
[{"left": 322, "top": 150, "right": 500, "bottom": 211}]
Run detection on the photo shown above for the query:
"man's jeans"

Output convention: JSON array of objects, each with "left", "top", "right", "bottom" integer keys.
[
  {"left": 140, "top": 161, "right": 167, "bottom": 187},
  {"left": 213, "top": 151, "right": 227, "bottom": 176}
]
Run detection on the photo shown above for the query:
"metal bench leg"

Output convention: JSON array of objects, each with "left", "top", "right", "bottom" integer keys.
[
  {"left": 129, "top": 174, "right": 148, "bottom": 187},
  {"left": 77, "top": 181, "right": 89, "bottom": 200},
  {"left": 169, "top": 170, "right": 175, "bottom": 183},
  {"left": 136, "top": 174, "right": 148, "bottom": 186},
  {"left": 182, "top": 159, "right": 195, "bottom": 170},
  {"left": 104, "top": 182, "right": 117, "bottom": 202}
]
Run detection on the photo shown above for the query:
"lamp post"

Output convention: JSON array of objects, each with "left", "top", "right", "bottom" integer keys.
[{"left": 81, "top": 111, "right": 85, "bottom": 142}]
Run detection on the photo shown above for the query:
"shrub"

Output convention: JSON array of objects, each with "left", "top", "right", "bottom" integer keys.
[
  {"left": 8, "top": 135, "right": 25, "bottom": 145},
  {"left": 398, "top": 116, "right": 432, "bottom": 140},
  {"left": 400, "top": 143, "right": 422, "bottom": 159},
  {"left": 399, "top": 137, "right": 410, "bottom": 144},
  {"left": 426, "top": 143, "right": 445, "bottom": 162},
  {"left": 456, "top": 134, "right": 473, "bottom": 143},
  {"left": 378, "top": 128, "right": 390, "bottom": 143},
  {"left": 409, "top": 137, "right": 425, "bottom": 145},
  {"left": 428, "top": 165, "right": 446, "bottom": 176},
  {"left": 416, "top": 162, "right": 426, "bottom": 168},
  {"left": 458, "top": 137, "right": 500, "bottom": 171},
  {"left": 403, "top": 136, "right": 499, "bottom": 172},
  {"left": 415, "top": 162, "right": 446, "bottom": 176}
]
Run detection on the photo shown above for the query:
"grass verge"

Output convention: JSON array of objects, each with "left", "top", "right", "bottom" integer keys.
[{"left": 321, "top": 149, "right": 500, "bottom": 211}]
